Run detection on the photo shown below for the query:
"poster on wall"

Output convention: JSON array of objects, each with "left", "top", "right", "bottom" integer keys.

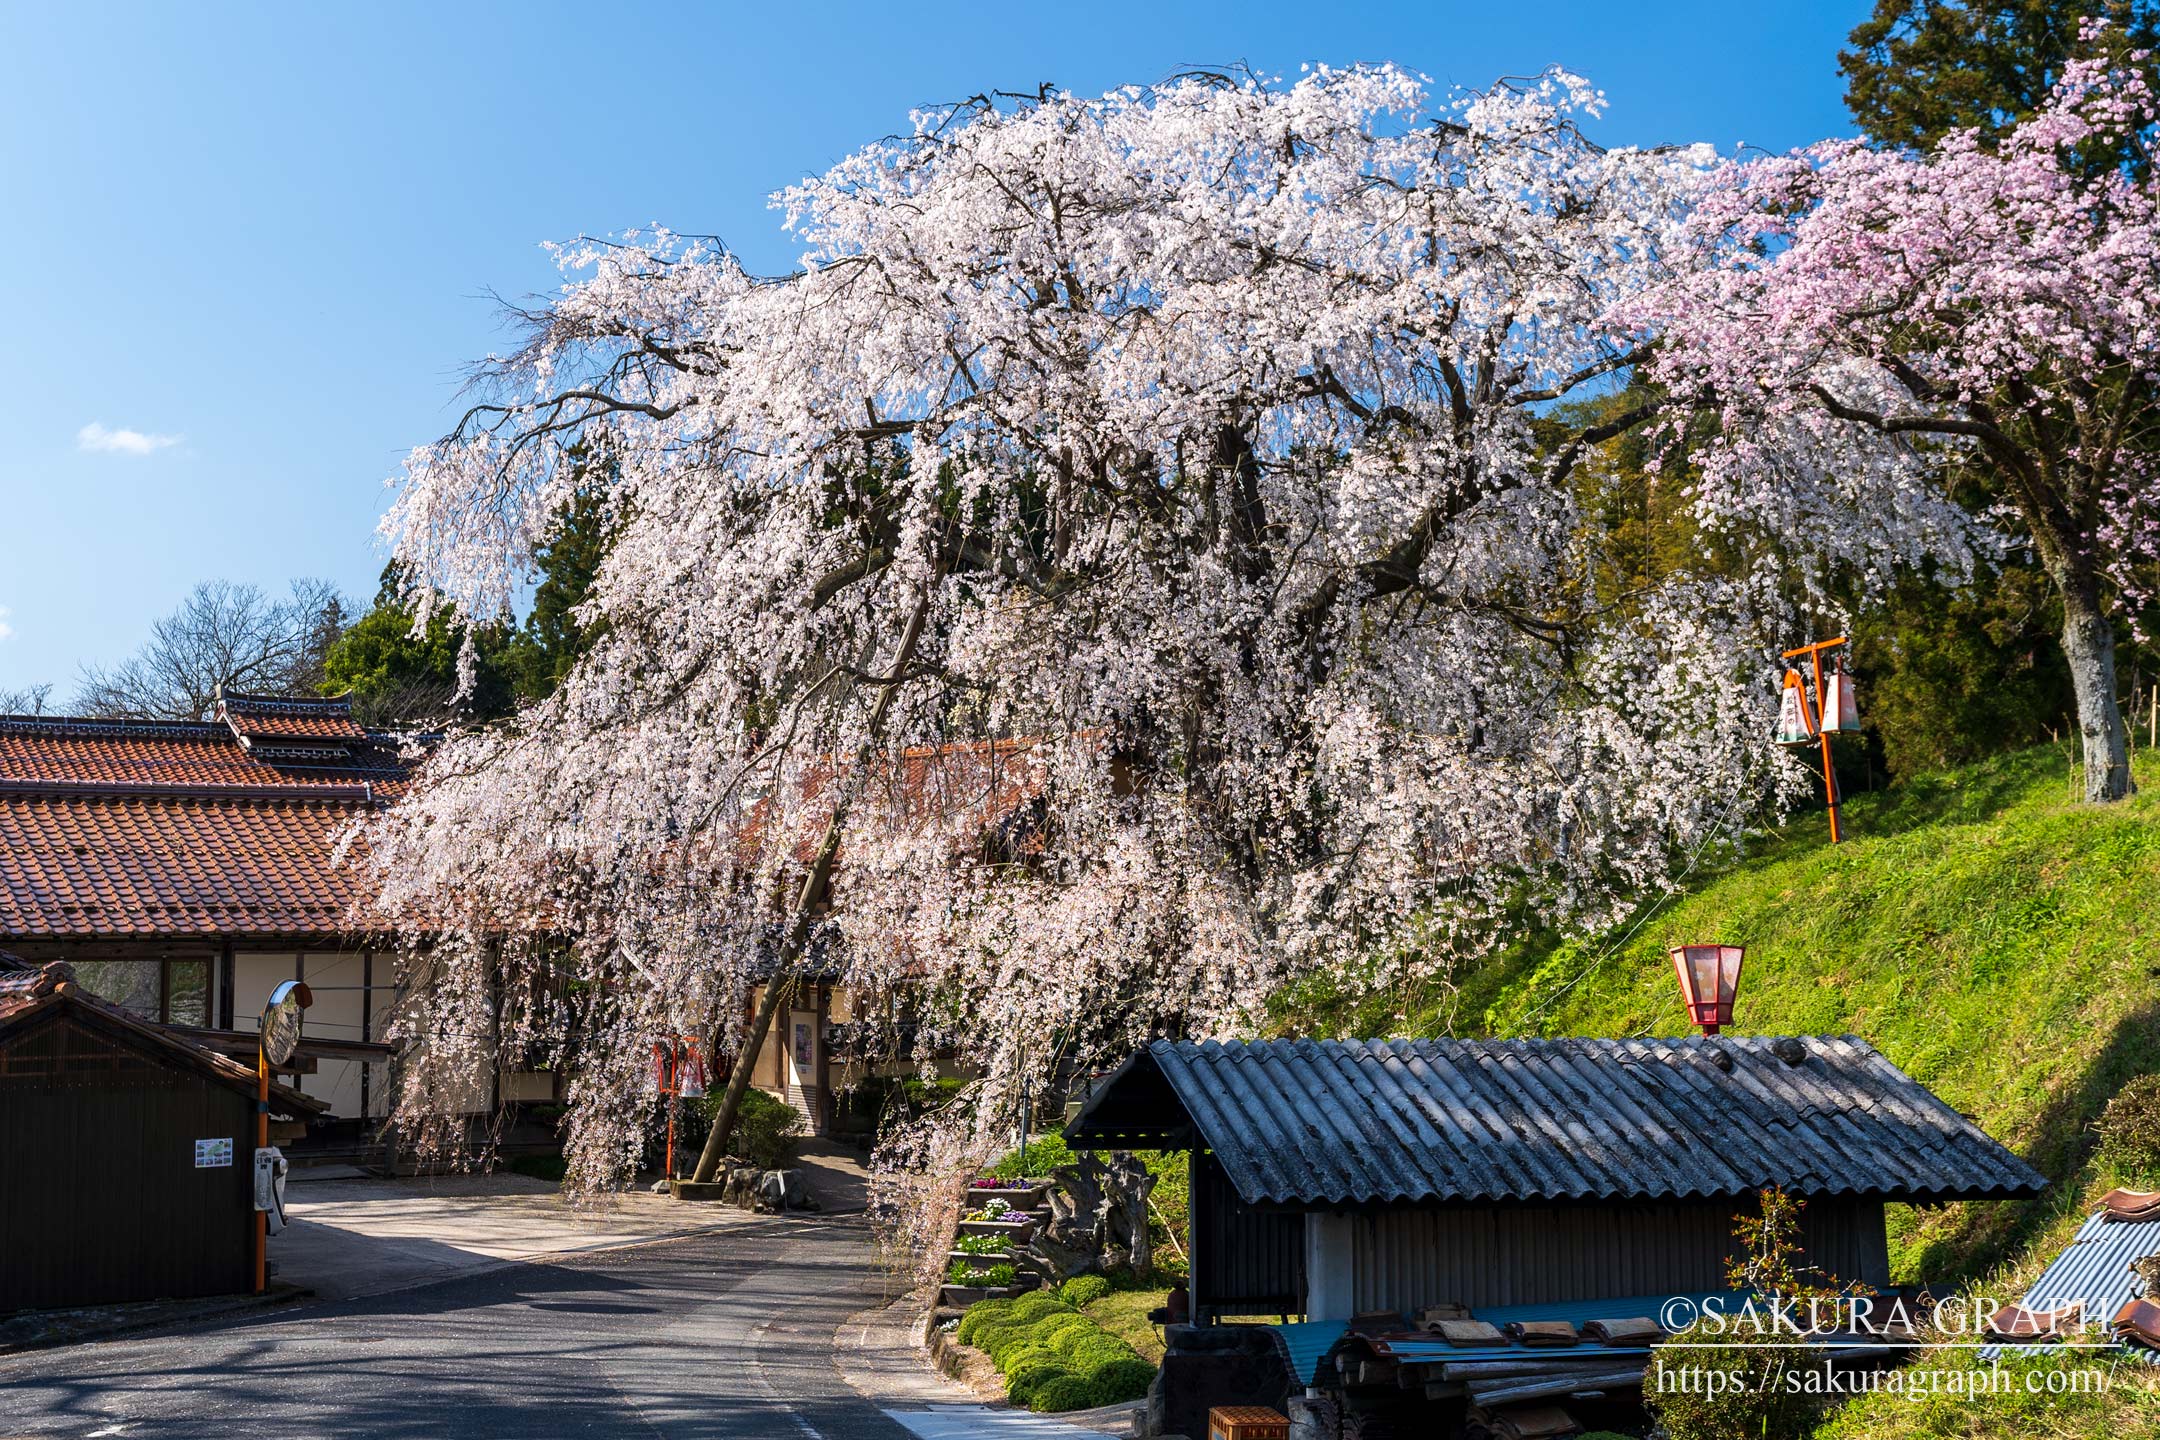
[
  {"left": 194, "top": 1137, "right": 234, "bottom": 1168},
  {"left": 792, "top": 1020, "right": 814, "bottom": 1072}
]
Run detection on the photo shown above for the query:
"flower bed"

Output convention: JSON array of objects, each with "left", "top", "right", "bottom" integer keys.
[
  {"left": 967, "top": 1178, "right": 1050, "bottom": 1208},
  {"left": 951, "top": 1292, "right": 1156, "bottom": 1413},
  {"left": 938, "top": 1283, "right": 1022, "bottom": 1308}
]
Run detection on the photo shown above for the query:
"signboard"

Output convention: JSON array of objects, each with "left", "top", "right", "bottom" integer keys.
[{"left": 195, "top": 1137, "right": 234, "bottom": 1168}]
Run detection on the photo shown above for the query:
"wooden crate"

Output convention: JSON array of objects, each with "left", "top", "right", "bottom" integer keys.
[{"left": 1208, "top": 1406, "right": 1289, "bottom": 1440}]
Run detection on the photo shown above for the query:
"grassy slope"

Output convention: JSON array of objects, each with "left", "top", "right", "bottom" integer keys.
[{"left": 1295, "top": 745, "right": 2160, "bottom": 1436}]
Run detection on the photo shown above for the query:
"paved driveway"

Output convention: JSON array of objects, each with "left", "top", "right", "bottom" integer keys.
[
  {"left": 276, "top": 1170, "right": 758, "bottom": 1301},
  {"left": 0, "top": 1218, "right": 920, "bottom": 1439}
]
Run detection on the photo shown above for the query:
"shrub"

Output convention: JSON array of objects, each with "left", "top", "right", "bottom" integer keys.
[
  {"left": 1029, "top": 1313, "right": 1094, "bottom": 1348},
  {"left": 507, "top": 1152, "right": 568, "bottom": 1184},
  {"left": 1028, "top": 1374, "right": 1098, "bottom": 1413},
  {"left": 973, "top": 1324, "right": 1030, "bottom": 1363},
  {"left": 1005, "top": 1359, "right": 1072, "bottom": 1407},
  {"left": 1065, "top": 1334, "right": 1142, "bottom": 1376},
  {"left": 1046, "top": 1323, "right": 1099, "bottom": 1359},
  {"left": 1060, "top": 1274, "right": 1113, "bottom": 1308},
  {"left": 1008, "top": 1294, "right": 1071, "bottom": 1325},
  {"left": 2099, "top": 1073, "right": 2160, "bottom": 1178},
  {"left": 1086, "top": 1356, "right": 1155, "bottom": 1405},
  {"left": 1648, "top": 1331, "right": 1820, "bottom": 1440},
  {"left": 956, "top": 1299, "right": 1015, "bottom": 1345},
  {"left": 721, "top": 1088, "right": 804, "bottom": 1170}
]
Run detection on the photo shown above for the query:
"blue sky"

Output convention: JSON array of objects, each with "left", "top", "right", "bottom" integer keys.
[{"left": 0, "top": 1, "right": 1863, "bottom": 696}]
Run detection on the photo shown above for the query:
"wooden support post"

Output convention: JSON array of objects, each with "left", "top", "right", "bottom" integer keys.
[{"left": 1188, "top": 1146, "right": 1204, "bottom": 1326}]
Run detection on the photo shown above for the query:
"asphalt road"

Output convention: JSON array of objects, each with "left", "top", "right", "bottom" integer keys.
[{"left": 0, "top": 1216, "right": 923, "bottom": 1439}]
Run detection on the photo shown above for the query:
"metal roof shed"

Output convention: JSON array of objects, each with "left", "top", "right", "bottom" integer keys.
[{"left": 1066, "top": 1038, "right": 2044, "bottom": 1322}]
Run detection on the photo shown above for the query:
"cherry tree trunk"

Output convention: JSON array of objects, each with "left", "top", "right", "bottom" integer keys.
[
  {"left": 688, "top": 585, "right": 934, "bottom": 1183},
  {"left": 2063, "top": 590, "right": 2135, "bottom": 804}
]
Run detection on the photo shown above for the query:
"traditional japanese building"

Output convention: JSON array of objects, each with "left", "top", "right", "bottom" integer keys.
[
  {"left": 0, "top": 958, "right": 324, "bottom": 1310},
  {"left": 0, "top": 692, "right": 1026, "bottom": 1142},
  {"left": 0, "top": 692, "right": 410, "bottom": 1127}
]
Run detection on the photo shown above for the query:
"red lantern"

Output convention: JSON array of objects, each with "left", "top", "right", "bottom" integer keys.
[{"left": 1671, "top": 944, "right": 1745, "bottom": 1035}]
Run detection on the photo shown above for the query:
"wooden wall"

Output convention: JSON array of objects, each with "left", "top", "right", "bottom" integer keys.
[{"left": 0, "top": 1011, "right": 254, "bottom": 1311}]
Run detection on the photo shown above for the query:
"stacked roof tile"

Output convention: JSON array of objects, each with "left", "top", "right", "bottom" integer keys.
[
  {"left": 1067, "top": 1037, "right": 2047, "bottom": 1207},
  {"left": 0, "top": 698, "right": 405, "bottom": 940}
]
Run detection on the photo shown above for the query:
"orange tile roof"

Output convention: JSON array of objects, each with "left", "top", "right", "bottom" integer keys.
[
  {"left": 0, "top": 709, "right": 405, "bottom": 941},
  {"left": 0, "top": 717, "right": 403, "bottom": 791},
  {"left": 216, "top": 690, "right": 370, "bottom": 743}
]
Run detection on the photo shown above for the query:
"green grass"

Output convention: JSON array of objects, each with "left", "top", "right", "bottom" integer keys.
[
  {"left": 1280, "top": 744, "right": 2160, "bottom": 1438},
  {"left": 1081, "top": 1288, "right": 1168, "bottom": 1364},
  {"left": 1470, "top": 746, "right": 2160, "bottom": 1287}
]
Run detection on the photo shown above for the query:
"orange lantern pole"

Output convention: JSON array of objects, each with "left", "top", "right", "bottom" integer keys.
[
  {"left": 1782, "top": 637, "right": 1849, "bottom": 844},
  {"left": 254, "top": 1040, "right": 268, "bottom": 1293}
]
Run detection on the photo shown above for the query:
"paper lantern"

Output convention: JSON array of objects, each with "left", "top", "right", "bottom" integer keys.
[{"left": 1776, "top": 669, "right": 1818, "bottom": 746}]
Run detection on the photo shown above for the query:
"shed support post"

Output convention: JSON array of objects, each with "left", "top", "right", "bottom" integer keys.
[
  {"left": 1188, "top": 1147, "right": 1204, "bottom": 1325},
  {"left": 1304, "top": 1212, "right": 1355, "bottom": 1320}
]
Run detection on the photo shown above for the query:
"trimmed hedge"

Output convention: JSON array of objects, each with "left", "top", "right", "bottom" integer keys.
[
  {"left": 1029, "top": 1375, "right": 1098, "bottom": 1413},
  {"left": 1007, "top": 1294, "right": 1071, "bottom": 1325},
  {"left": 956, "top": 1299, "right": 1016, "bottom": 1346},
  {"left": 954, "top": 1291, "right": 1156, "bottom": 1413},
  {"left": 1058, "top": 1274, "right": 1113, "bottom": 1308}
]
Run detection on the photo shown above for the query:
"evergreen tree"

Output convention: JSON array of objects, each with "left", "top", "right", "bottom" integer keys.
[{"left": 1841, "top": 0, "right": 2158, "bottom": 165}]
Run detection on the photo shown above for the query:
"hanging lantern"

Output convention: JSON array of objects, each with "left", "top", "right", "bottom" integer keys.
[
  {"left": 1776, "top": 668, "right": 1818, "bottom": 746},
  {"left": 1671, "top": 943, "right": 1745, "bottom": 1035},
  {"left": 1822, "top": 661, "right": 1860, "bottom": 733}
]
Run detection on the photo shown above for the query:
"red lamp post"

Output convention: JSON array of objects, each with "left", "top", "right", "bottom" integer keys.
[{"left": 1671, "top": 944, "right": 1745, "bottom": 1036}]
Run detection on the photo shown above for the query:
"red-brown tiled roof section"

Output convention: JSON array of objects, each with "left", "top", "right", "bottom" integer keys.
[
  {"left": 217, "top": 691, "right": 369, "bottom": 743},
  {"left": 0, "top": 791, "right": 382, "bottom": 939},
  {"left": 0, "top": 717, "right": 402, "bottom": 790}
]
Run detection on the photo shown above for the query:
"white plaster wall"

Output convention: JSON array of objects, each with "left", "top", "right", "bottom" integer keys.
[{"left": 298, "top": 951, "right": 369, "bottom": 1117}]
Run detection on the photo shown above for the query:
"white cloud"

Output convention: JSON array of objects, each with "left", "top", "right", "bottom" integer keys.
[
  {"left": 77, "top": 421, "right": 180, "bottom": 455},
  {"left": 0, "top": 607, "right": 13, "bottom": 643}
]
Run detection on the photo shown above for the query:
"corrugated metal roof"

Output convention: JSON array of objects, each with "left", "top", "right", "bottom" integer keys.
[
  {"left": 1980, "top": 1209, "right": 2160, "bottom": 1364},
  {"left": 1066, "top": 1038, "right": 2045, "bottom": 1207}
]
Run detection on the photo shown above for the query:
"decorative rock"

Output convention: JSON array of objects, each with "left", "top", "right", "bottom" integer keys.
[{"left": 755, "top": 1167, "right": 821, "bottom": 1211}]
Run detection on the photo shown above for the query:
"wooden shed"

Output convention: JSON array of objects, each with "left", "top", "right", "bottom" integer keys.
[
  {"left": 0, "top": 960, "right": 322, "bottom": 1312},
  {"left": 1066, "top": 1037, "right": 2047, "bottom": 1323}
]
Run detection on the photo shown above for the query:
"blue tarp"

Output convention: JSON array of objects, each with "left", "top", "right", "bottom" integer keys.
[{"left": 1267, "top": 1291, "right": 1750, "bottom": 1383}]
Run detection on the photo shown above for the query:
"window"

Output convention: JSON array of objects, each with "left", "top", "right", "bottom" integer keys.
[{"left": 71, "top": 957, "right": 213, "bottom": 1026}]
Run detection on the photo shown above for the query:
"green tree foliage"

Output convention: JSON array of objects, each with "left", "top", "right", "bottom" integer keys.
[
  {"left": 320, "top": 565, "right": 517, "bottom": 724},
  {"left": 1539, "top": 382, "right": 2098, "bottom": 795},
  {"left": 503, "top": 481, "right": 613, "bottom": 702},
  {"left": 1850, "top": 565, "right": 2073, "bottom": 783},
  {"left": 323, "top": 481, "right": 615, "bottom": 725},
  {"left": 1840, "top": 0, "right": 2160, "bottom": 163}
]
